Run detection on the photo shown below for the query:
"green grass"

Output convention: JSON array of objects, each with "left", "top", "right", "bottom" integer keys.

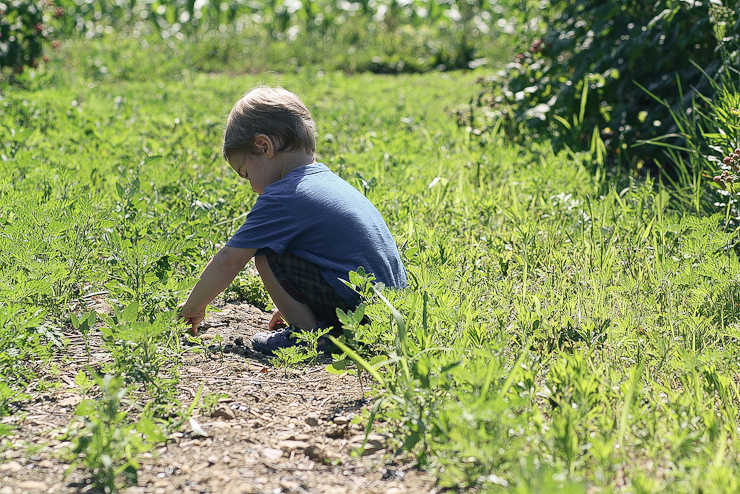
[{"left": 4, "top": 36, "right": 740, "bottom": 493}]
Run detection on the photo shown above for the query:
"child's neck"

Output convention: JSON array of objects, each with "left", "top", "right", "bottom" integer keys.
[{"left": 276, "top": 150, "right": 316, "bottom": 179}]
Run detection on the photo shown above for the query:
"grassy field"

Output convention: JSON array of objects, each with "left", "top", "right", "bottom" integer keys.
[{"left": 3, "top": 34, "right": 740, "bottom": 493}]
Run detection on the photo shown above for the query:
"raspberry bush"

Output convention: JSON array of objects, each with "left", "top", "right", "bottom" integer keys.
[{"left": 0, "top": 0, "right": 58, "bottom": 73}]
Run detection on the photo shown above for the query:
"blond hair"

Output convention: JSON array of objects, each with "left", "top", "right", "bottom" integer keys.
[{"left": 222, "top": 86, "right": 316, "bottom": 161}]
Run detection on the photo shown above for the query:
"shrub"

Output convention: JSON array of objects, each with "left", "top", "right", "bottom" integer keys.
[
  {"left": 0, "top": 0, "right": 59, "bottom": 73},
  {"left": 464, "top": 0, "right": 740, "bottom": 172}
]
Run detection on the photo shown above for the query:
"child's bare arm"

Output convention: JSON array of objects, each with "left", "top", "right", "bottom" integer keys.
[{"left": 178, "top": 246, "right": 257, "bottom": 333}]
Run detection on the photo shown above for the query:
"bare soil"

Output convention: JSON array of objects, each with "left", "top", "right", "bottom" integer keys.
[{"left": 0, "top": 300, "right": 438, "bottom": 494}]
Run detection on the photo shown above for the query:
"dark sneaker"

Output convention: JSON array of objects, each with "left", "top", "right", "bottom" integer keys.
[
  {"left": 251, "top": 324, "right": 337, "bottom": 356},
  {"left": 251, "top": 326, "right": 303, "bottom": 356}
]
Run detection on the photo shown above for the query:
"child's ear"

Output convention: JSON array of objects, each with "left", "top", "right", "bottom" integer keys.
[{"left": 254, "top": 134, "right": 276, "bottom": 158}]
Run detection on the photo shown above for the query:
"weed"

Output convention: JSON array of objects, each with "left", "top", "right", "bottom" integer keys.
[{"left": 65, "top": 375, "right": 165, "bottom": 493}]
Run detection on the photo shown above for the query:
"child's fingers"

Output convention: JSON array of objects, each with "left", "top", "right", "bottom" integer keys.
[{"left": 268, "top": 310, "right": 286, "bottom": 331}]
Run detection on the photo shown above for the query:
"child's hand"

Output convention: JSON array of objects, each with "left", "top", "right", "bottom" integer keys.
[
  {"left": 177, "top": 302, "right": 205, "bottom": 335},
  {"left": 269, "top": 310, "right": 287, "bottom": 331}
]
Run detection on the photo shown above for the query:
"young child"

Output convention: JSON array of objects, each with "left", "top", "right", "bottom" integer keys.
[{"left": 178, "top": 86, "right": 407, "bottom": 355}]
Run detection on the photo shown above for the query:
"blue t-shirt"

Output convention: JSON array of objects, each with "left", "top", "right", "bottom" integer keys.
[{"left": 225, "top": 163, "right": 407, "bottom": 305}]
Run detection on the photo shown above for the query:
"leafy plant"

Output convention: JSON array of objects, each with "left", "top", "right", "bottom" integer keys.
[
  {"left": 65, "top": 375, "right": 165, "bottom": 494},
  {"left": 201, "top": 391, "right": 228, "bottom": 415},
  {"left": 272, "top": 326, "right": 332, "bottom": 372},
  {"left": 98, "top": 302, "right": 181, "bottom": 405},
  {"left": 225, "top": 273, "right": 272, "bottom": 310},
  {"left": 0, "top": 0, "right": 60, "bottom": 74},
  {"left": 0, "top": 304, "right": 49, "bottom": 414},
  {"left": 465, "top": 0, "right": 740, "bottom": 172},
  {"left": 272, "top": 345, "right": 310, "bottom": 374}
]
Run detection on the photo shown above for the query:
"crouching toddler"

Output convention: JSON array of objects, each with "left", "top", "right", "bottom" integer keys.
[{"left": 178, "top": 86, "right": 407, "bottom": 355}]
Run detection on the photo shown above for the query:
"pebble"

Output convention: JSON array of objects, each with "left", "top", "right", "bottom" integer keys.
[
  {"left": 0, "top": 487, "right": 12, "bottom": 494},
  {"left": 278, "top": 440, "right": 309, "bottom": 452},
  {"left": 58, "top": 395, "right": 83, "bottom": 407},
  {"left": 263, "top": 448, "right": 283, "bottom": 460},
  {"left": 305, "top": 413, "right": 320, "bottom": 427},
  {"left": 387, "top": 489, "right": 403, "bottom": 494},
  {"left": 304, "top": 445, "right": 326, "bottom": 462},
  {"left": 348, "top": 433, "right": 387, "bottom": 455},
  {"left": 332, "top": 416, "right": 349, "bottom": 425},
  {"left": 280, "top": 480, "right": 300, "bottom": 490},
  {"left": 17, "top": 480, "right": 49, "bottom": 491},
  {"left": 211, "top": 406, "right": 235, "bottom": 420},
  {"left": 0, "top": 461, "right": 21, "bottom": 473}
]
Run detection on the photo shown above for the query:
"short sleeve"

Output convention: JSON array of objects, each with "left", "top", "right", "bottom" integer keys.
[{"left": 225, "top": 194, "right": 300, "bottom": 254}]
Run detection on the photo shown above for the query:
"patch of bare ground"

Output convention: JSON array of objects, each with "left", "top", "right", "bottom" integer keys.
[{"left": 0, "top": 301, "right": 437, "bottom": 493}]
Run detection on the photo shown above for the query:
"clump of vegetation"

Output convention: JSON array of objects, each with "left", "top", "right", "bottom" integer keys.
[
  {"left": 45, "top": 0, "right": 541, "bottom": 75},
  {"left": 65, "top": 375, "right": 165, "bottom": 494},
  {"left": 463, "top": 0, "right": 740, "bottom": 173},
  {"left": 0, "top": 0, "right": 62, "bottom": 74}
]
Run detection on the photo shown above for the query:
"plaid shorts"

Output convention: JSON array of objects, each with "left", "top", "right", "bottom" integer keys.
[{"left": 264, "top": 251, "right": 355, "bottom": 330}]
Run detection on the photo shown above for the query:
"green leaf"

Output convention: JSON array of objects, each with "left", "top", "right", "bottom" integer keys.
[
  {"left": 70, "top": 312, "right": 80, "bottom": 329},
  {"left": 121, "top": 302, "right": 139, "bottom": 323},
  {"left": 325, "top": 360, "right": 349, "bottom": 375}
]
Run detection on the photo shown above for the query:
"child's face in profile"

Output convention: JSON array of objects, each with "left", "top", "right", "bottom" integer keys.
[{"left": 228, "top": 151, "right": 281, "bottom": 195}]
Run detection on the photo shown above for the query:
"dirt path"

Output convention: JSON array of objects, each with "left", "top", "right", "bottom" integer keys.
[{"left": 1, "top": 302, "right": 437, "bottom": 493}]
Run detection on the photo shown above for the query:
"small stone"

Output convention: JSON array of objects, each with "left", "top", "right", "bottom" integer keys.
[
  {"left": 0, "top": 460, "right": 22, "bottom": 473},
  {"left": 38, "top": 460, "right": 55, "bottom": 468},
  {"left": 192, "top": 461, "right": 211, "bottom": 472},
  {"left": 387, "top": 488, "right": 403, "bottom": 494},
  {"left": 0, "top": 486, "right": 12, "bottom": 494},
  {"left": 207, "top": 454, "right": 219, "bottom": 464},
  {"left": 278, "top": 440, "right": 309, "bottom": 453},
  {"left": 185, "top": 366, "right": 203, "bottom": 374},
  {"left": 305, "top": 413, "right": 320, "bottom": 427},
  {"left": 17, "top": 480, "right": 49, "bottom": 491},
  {"left": 327, "top": 427, "right": 345, "bottom": 439},
  {"left": 211, "top": 405, "right": 236, "bottom": 420},
  {"left": 198, "top": 334, "right": 215, "bottom": 340},
  {"left": 239, "top": 468, "right": 255, "bottom": 478},
  {"left": 304, "top": 445, "right": 326, "bottom": 462},
  {"left": 58, "top": 394, "right": 82, "bottom": 407},
  {"left": 333, "top": 416, "right": 348, "bottom": 425},
  {"left": 348, "top": 433, "right": 387, "bottom": 455},
  {"left": 280, "top": 480, "right": 300, "bottom": 490},
  {"left": 263, "top": 448, "right": 283, "bottom": 460}
]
